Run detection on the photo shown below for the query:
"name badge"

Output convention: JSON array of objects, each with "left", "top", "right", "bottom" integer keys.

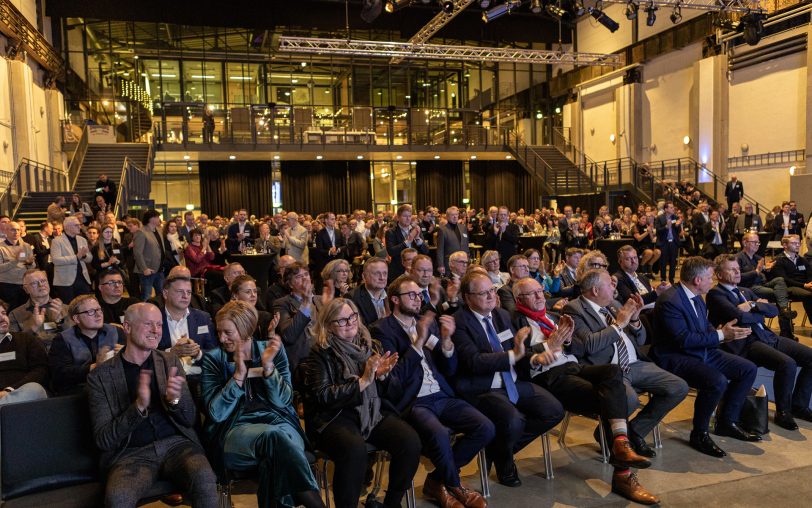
[
  {"left": 17, "top": 252, "right": 25, "bottom": 259},
  {"left": 668, "top": 239, "right": 673, "bottom": 242},
  {"left": 0, "top": 352, "right": 16, "bottom": 362},
  {"left": 104, "top": 349, "right": 116, "bottom": 361},
  {"left": 247, "top": 367, "right": 264, "bottom": 378},
  {"left": 497, "top": 329, "right": 513, "bottom": 342},
  {"left": 426, "top": 334, "right": 440, "bottom": 350},
  {"left": 43, "top": 322, "right": 57, "bottom": 331},
  {"left": 119, "top": 316, "right": 125, "bottom": 323},
  {"left": 800, "top": 265, "right": 806, "bottom": 271},
  {"left": 112, "top": 249, "right": 121, "bottom": 255},
  {"left": 197, "top": 325, "right": 209, "bottom": 335},
  {"left": 462, "top": 234, "right": 468, "bottom": 238}
]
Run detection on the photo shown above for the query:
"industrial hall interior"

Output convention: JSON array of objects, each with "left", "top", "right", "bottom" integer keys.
[{"left": 3, "top": 0, "right": 812, "bottom": 507}]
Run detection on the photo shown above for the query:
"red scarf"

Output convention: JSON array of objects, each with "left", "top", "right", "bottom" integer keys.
[{"left": 515, "top": 303, "right": 557, "bottom": 337}]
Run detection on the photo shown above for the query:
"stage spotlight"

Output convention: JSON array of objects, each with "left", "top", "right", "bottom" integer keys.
[
  {"left": 645, "top": 2, "right": 657, "bottom": 26},
  {"left": 546, "top": 3, "right": 567, "bottom": 17},
  {"left": 531, "top": 0, "right": 542, "bottom": 14},
  {"left": 360, "top": 0, "right": 383, "bottom": 23},
  {"left": 482, "top": 0, "right": 521, "bottom": 22},
  {"left": 625, "top": 0, "right": 638, "bottom": 20},
  {"left": 670, "top": 5, "right": 682, "bottom": 24},
  {"left": 589, "top": 6, "right": 620, "bottom": 32},
  {"left": 741, "top": 11, "right": 767, "bottom": 46},
  {"left": 439, "top": 0, "right": 454, "bottom": 13},
  {"left": 385, "top": 0, "right": 410, "bottom": 13}
]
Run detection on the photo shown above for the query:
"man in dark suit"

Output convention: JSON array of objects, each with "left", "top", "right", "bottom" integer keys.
[
  {"left": 724, "top": 174, "right": 744, "bottom": 209},
  {"left": 312, "top": 212, "right": 347, "bottom": 281},
  {"left": 497, "top": 254, "right": 531, "bottom": 317},
  {"left": 512, "top": 278, "right": 659, "bottom": 505},
  {"left": 263, "top": 255, "right": 295, "bottom": 311},
  {"left": 179, "top": 211, "right": 197, "bottom": 244},
  {"left": 691, "top": 203, "right": 710, "bottom": 256},
  {"left": 564, "top": 269, "right": 688, "bottom": 457},
  {"left": 25, "top": 221, "right": 53, "bottom": 272},
  {"left": 436, "top": 206, "right": 470, "bottom": 276},
  {"left": 734, "top": 203, "right": 763, "bottom": 237},
  {"left": 789, "top": 200, "right": 806, "bottom": 230},
  {"left": 702, "top": 210, "right": 728, "bottom": 259},
  {"left": 86, "top": 302, "right": 218, "bottom": 507},
  {"left": 349, "top": 257, "right": 389, "bottom": 327},
  {"left": 420, "top": 207, "right": 438, "bottom": 247},
  {"left": 558, "top": 247, "right": 583, "bottom": 299},
  {"left": 158, "top": 275, "right": 217, "bottom": 356},
  {"left": 273, "top": 262, "right": 318, "bottom": 372},
  {"left": 655, "top": 201, "right": 683, "bottom": 284},
  {"left": 773, "top": 202, "right": 803, "bottom": 239},
  {"left": 451, "top": 271, "right": 564, "bottom": 487},
  {"left": 226, "top": 209, "right": 254, "bottom": 254},
  {"left": 484, "top": 206, "right": 520, "bottom": 272},
  {"left": 614, "top": 245, "right": 671, "bottom": 306},
  {"left": 707, "top": 255, "right": 812, "bottom": 430},
  {"left": 770, "top": 234, "right": 812, "bottom": 326},
  {"left": 557, "top": 206, "right": 574, "bottom": 251},
  {"left": 386, "top": 204, "right": 428, "bottom": 281},
  {"left": 373, "top": 275, "right": 493, "bottom": 508},
  {"left": 408, "top": 255, "right": 460, "bottom": 317},
  {"left": 207, "top": 263, "right": 247, "bottom": 317},
  {"left": 652, "top": 256, "right": 759, "bottom": 457}
]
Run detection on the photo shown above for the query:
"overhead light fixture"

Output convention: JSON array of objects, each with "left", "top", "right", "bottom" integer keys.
[
  {"left": 360, "top": 0, "right": 383, "bottom": 23},
  {"left": 229, "top": 155, "right": 236, "bottom": 160},
  {"left": 505, "top": 155, "right": 512, "bottom": 159},
  {"left": 546, "top": 3, "right": 566, "bottom": 17},
  {"left": 396, "top": 155, "right": 403, "bottom": 160},
  {"left": 273, "top": 155, "right": 280, "bottom": 160},
  {"left": 530, "top": 0, "right": 542, "bottom": 14},
  {"left": 625, "top": 0, "right": 638, "bottom": 20},
  {"left": 183, "top": 154, "right": 191, "bottom": 160},
  {"left": 385, "top": 0, "right": 410, "bottom": 12},
  {"left": 741, "top": 11, "right": 767, "bottom": 46},
  {"left": 316, "top": 155, "right": 323, "bottom": 160},
  {"left": 470, "top": 155, "right": 477, "bottom": 159},
  {"left": 790, "top": 165, "right": 796, "bottom": 176},
  {"left": 589, "top": 4, "right": 619, "bottom": 32},
  {"left": 439, "top": 0, "right": 454, "bottom": 13},
  {"left": 482, "top": 0, "right": 521, "bottom": 23},
  {"left": 670, "top": 4, "right": 682, "bottom": 23},
  {"left": 357, "top": 155, "right": 364, "bottom": 159},
  {"left": 434, "top": 155, "right": 441, "bottom": 159},
  {"left": 645, "top": 2, "right": 657, "bottom": 26},
  {"left": 683, "top": 135, "right": 690, "bottom": 145}
]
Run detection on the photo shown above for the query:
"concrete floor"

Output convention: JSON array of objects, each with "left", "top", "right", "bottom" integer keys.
[{"left": 150, "top": 310, "right": 812, "bottom": 508}]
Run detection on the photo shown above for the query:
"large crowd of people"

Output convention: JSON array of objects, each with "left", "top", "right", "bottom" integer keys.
[{"left": 1, "top": 179, "right": 812, "bottom": 508}]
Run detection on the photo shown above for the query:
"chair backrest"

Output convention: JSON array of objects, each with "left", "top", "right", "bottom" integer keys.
[{"left": 0, "top": 394, "right": 100, "bottom": 500}]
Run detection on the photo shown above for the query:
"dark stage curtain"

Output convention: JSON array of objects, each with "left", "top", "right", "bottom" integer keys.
[
  {"left": 281, "top": 161, "right": 371, "bottom": 213},
  {"left": 415, "top": 160, "right": 464, "bottom": 211},
  {"left": 199, "top": 161, "right": 275, "bottom": 217},
  {"left": 469, "top": 160, "right": 542, "bottom": 211}
]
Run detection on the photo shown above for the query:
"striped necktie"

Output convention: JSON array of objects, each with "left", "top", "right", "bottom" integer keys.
[{"left": 600, "top": 307, "right": 630, "bottom": 373}]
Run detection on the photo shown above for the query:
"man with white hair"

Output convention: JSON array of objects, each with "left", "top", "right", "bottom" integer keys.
[
  {"left": 50, "top": 216, "right": 93, "bottom": 302},
  {"left": 281, "top": 212, "right": 309, "bottom": 264},
  {"left": 436, "top": 206, "right": 470, "bottom": 276}
]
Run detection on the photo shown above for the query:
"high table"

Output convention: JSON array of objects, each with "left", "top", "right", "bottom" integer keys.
[
  {"left": 519, "top": 235, "right": 547, "bottom": 253},
  {"left": 595, "top": 238, "right": 636, "bottom": 273},
  {"left": 757, "top": 231, "right": 772, "bottom": 257},
  {"left": 229, "top": 253, "right": 274, "bottom": 292}
]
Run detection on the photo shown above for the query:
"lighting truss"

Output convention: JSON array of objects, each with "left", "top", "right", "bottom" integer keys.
[
  {"left": 390, "top": 0, "right": 475, "bottom": 64},
  {"left": 598, "top": 0, "right": 764, "bottom": 13},
  {"left": 278, "top": 36, "right": 623, "bottom": 66}
]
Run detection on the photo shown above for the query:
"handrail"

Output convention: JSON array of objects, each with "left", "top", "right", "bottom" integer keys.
[
  {"left": 0, "top": 158, "right": 69, "bottom": 217},
  {"left": 728, "top": 149, "right": 805, "bottom": 169},
  {"left": 504, "top": 129, "right": 555, "bottom": 193},
  {"left": 68, "top": 125, "right": 89, "bottom": 190},
  {"left": 552, "top": 127, "right": 596, "bottom": 167},
  {"left": 113, "top": 156, "right": 149, "bottom": 219}
]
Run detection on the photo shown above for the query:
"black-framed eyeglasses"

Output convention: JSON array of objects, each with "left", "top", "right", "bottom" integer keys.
[
  {"left": 589, "top": 262, "right": 609, "bottom": 269},
  {"left": 76, "top": 308, "right": 103, "bottom": 317},
  {"left": 395, "top": 291, "right": 421, "bottom": 301},
  {"left": 331, "top": 312, "right": 359, "bottom": 328},
  {"left": 100, "top": 280, "right": 124, "bottom": 287}
]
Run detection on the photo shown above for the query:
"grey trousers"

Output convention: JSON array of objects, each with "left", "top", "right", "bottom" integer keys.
[
  {"left": 624, "top": 360, "right": 690, "bottom": 439},
  {"left": 104, "top": 435, "right": 218, "bottom": 508}
]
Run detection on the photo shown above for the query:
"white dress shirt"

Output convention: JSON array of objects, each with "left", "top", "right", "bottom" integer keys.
[
  {"left": 470, "top": 310, "right": 517, "bottom": 389},
  {"left": 583, "top": 298, "right": 639, "bottom": 365}
]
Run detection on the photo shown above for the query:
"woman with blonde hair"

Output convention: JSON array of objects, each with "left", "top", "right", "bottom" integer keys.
[
  {"left": 321, "top": 258, "right": 352, "bottom": 298},
  {"left": 480, "top": 250, "right": 510, "bottom": 288},
  {"left": 298, "top": 298, "right": 420, "bottom": 508},
  {"left": 201, "top": 300, "right": 324, "bottom": 508},
  {"left": 91, "top": 224, "right": 123, "bottom": 275}
]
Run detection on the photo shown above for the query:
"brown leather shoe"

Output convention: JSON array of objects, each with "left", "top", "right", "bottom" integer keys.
[
  {"left": 610, "top": 437, "right": 651, "bottom": 469},
  {"left": 160, "top": 493, "right": 184, "bottom": 506},
  {"left": 447, "top": 485, "right": 487, "bottom": 508},
  {"left": 611, "top": 471, "right": 660, "bottom": 505},
  {"left": 423, "top": 477, "right": 465, "bottom": 508}
]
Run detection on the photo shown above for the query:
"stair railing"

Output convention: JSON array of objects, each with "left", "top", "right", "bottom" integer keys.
[
  {"left": 504, "top": 129, "right": 556, "bottom": 193},
  {"left": 0, "top": 158, "right": 69, "bottom": 218},
  {"left": 68, "top": 124, "right": 89, "bottom": 191},
  {"left": 552, "top": 127, "right": 596, "bottom": 167},
  {"left": 113, "top": 156, "right": 149, "bottom": 219}
]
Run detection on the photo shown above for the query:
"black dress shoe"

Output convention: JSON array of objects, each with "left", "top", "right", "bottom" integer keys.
[
  {"left": 792, "top": 407, "right": 812, "bottom": 422},
  {"left": 690, "top": 431, "right": 726, "bottom": 458},
  {"left": 496, "top": 462, "right": 522, "bottom": 487},
  {"left": 714, "top": 422, "right": 762, "bottom": 442},
  {"left": 781, "top": 307, "right": 799, "bottom": 320},
  {"left": 775, "top": 411, "right": 799, "bottom": 430},
  {"left": 629, "top": 432, "right": 657, "bottom": 458}
]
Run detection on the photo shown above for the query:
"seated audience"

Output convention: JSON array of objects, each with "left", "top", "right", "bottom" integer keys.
[
  {"left": 150, "top": 265, "right": 207, "bottom": 312},
  {"left": 524, "top": 248, "right": 560, "bottom": 296},
  {"left": 480, "top": 250, "right": 509, "bottom": 289},
  {"left": 91, "top": 224, "right": 123, "bottom": 277},
  {"left": 0, "top": 220, "right": 36, "bottom": 310},
  {"left": 702, "top": 210, "right": 728, "bottom": 259},
  {"left": 159, "top": 274, "right": 217, "bottom": 361},
  {"left": 208, "top": 263, "right": 249, "bottom": 316},
  {"left": 97, "top": 268, "right": 139, "bottom": 326},
  {"left": 558, "top": 248, "right": 583, "bottom": 298},
  {"left": 614, "top": 245, "right": 671, "bottom": 306},
  {"left": 0, "top": 299, "right": 48, "bottom": 405},
  {"left": 299, "top": 298, "right": 420, "bottom": 508},
  {"left": 632, "top": 214, "right": 660, "bottom": 275},
  {"left": 51, "top": 216, "right": 94, "bottom": 302},
  {"left": 263, "top": 255, "right": 295, "bottom": 310},
  {"left": 322, "top": 258, "right": 352, "bottom": 298},
  {"left": 10, "top": 269, "right": 68, "bottom": 350},
  {"left": 734, "top": 203, "right": 763, "bottom": 236},
  {"left": 201, "top": 301, "right": 324, "bottom": 508},
  {"left": 770, "top": 235, "right": 812, "bottom": 324},
  {"left": 386, "top": 204, "right": 429, "bottom": 281},
  {"left": 484, "top": 206, "right": 520, "bottom": 272},
  {"left": 497, "top": 255, "right": 531, "bottom": 316},
  {"left": 229, "top": 274, "right": 274, "bottom": 341},
  {"left": 274, "top": 262, "right": 322, "bottom": 372},
  {"left": 183, "top": 228, "right": 215, "bottom": 278},
  {"left": 87, "top": 303, "right": 218, "bottom": 507},
  {"left": 349, "top": 257, "right": 389, "bottom": 326}
]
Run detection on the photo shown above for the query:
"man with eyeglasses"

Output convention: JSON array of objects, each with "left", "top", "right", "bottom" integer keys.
[
  {"left": 497, "top": 255, "right": 532, "bottom": 317},
  {"left": 409, "top": 255, "right": 459, "bottom": 316},
  {"left": 349, "top": 257, "right": 390, "bottom": 327},
  {"left": 564, "top": 270, "right": 688, "bottom": 458},
  {"left": 49, "top": 294, "right": 125, "bottom": 395},
  {"left": 10, "top": 269, "right": 68, "bottom": 351},
  {"left": 512, "top": 278, "right": 659, "bottom": 505},
  {"left": 372, "top": 275, "right": 494, "bottom": 508},
  {"left": 158, "top": 275, "right": 216, "bottom": 369},
  {"left": 387, "top": 204, "right": 429, "bottom": 282},
  {"left": 770, "top": 235, "right": 812, "bottom": 326},
  {"left": 274, "top": 262, "right": 319, "bottom": 371},
  {"left": 736, "top": 232, "right": 795, "bottom": 339},
  {"left": 97, "top": 268, "right": 140, "bottom": 326},
  {"left": 452, "top": 271, "right": 564, "bottom": 488},
  {"left": 447, "top": 251, "right": 470, "bottom": 281},
  {"left": 436, "top": 207, "right": 470, "bottom": 277}
]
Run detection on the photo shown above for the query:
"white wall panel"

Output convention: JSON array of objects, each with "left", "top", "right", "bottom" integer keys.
[{"left": 582, "top": 89, "right": 617, "bottom": 161}]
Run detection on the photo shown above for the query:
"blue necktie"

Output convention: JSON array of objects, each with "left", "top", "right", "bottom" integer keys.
[
  {"left": 423, "top": 289, "right": 431, "bottom": 306},
  {"left": 483, "top": 316, "right": 519, "bottom": 404},
  {"left": 692, "top": 295, "right": 707, "bottom": 324}
]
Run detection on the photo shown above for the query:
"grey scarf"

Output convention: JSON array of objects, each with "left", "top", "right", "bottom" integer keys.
[{"left": 328, "top": 334, "right": 383, "bottom": 439}]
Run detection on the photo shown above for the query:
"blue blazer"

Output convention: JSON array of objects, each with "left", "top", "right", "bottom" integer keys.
[
  {"left": 652, "top": 284, "right": 720, "bottom": 361},
  {"left": 385, "top": 226, "right": 428, "bottom": 280},
  {"left": 159, "top": 308, "right": 217, "bottom": 351},
  {"left": 705, "top": 284, "right": 779, "bottom": 355},
  {"left": 654, "top": 214, "right": 682, "bottom": 247},
  {"left": 371, "top": 315, "right": 456, "bottom": 414},
  {"left": 451, "top": 306, "right": 526, "bottom": 401},
  {"left": 226, "top": 222, "right": 254, "bottom": 253}
]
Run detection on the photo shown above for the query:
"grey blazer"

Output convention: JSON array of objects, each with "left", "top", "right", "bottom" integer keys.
[
  {"left": 563, "top": 296, "right": 647, "bottom": 366},
  {"left": 435, "top": 222, "right": 470, "bottom": 274},
  {"left": 285, "top": 224, "right": 309, "bottom": 265},
  {"left": 50, "top": 233, "right": 93, "bottom": 287},
  {"left": 86, "top": 350, "right": 199, "bottom": 469},
  {"left": 133, "top": 228, "right": 163, "bottom": 274}
]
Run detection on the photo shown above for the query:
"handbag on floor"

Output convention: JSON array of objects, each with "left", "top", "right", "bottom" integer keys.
[{"left": 740, "top": 384, "right": 769, "bottom": 435}]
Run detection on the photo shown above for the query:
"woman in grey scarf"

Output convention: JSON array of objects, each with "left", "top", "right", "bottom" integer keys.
[{"left": 298, "top": 298, "right": 421, "bottom": 508}]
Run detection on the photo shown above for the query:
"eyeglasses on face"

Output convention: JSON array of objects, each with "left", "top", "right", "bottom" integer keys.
[
  {"left": 395, "top": 291, "right": 421, "bottom": 301},
  {"left": 589, "top": 262, "right": 609, "bottom": 269},
  {"left": 467, "top": 287, "right": 497, "bottom": 297},
  {"left": 100, "top": 280, "right": 124, "bottom": 287},
  {"left": 518, "top": 289, "right": 545, "bottom": 299},
  {"left": 331, "top": 312, "right": 359, "bottom": 328},
  {"left": 76, "top": 307, "right": 103, "bottom": 317}
]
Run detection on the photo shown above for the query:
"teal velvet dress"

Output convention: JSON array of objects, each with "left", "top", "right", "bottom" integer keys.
[{"left": 201, "top": 341, "right": 318, "bottom": 508}]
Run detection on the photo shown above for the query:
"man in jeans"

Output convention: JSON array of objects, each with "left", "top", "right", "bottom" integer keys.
[{"left": 133, "top": 210, "right": 165, "bottom": 301}]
